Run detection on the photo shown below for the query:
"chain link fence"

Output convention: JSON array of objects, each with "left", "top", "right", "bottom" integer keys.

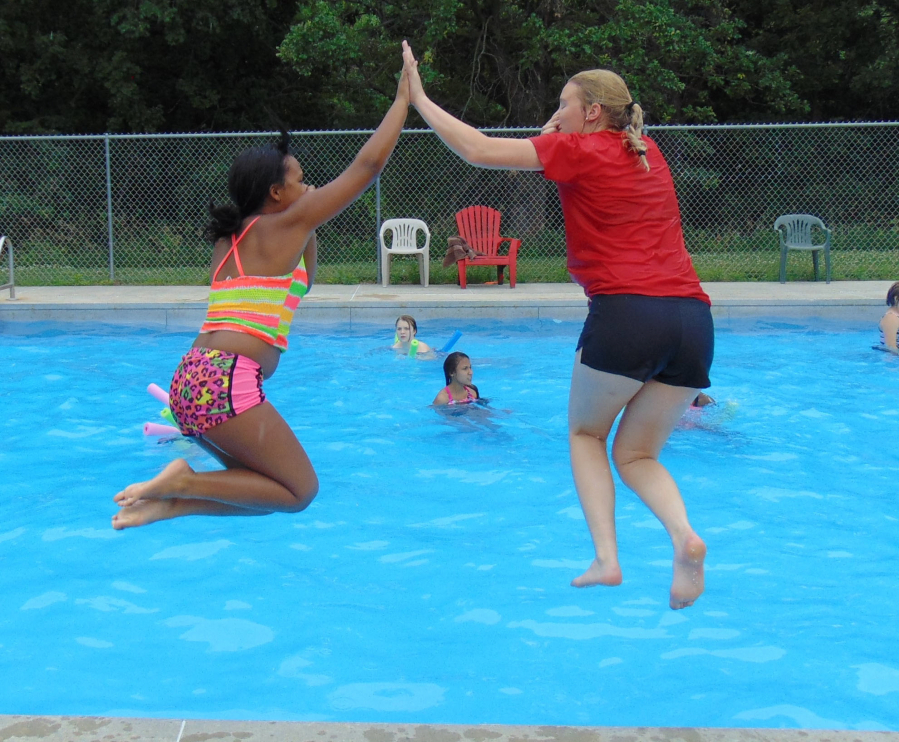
[{"left": 1, "top": 123, "right": 897, "bottom": 286}]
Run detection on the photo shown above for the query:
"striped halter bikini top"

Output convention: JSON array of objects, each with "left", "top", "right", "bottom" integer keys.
[{"left": 199, "top": 217, "right": 309, "bottom": 352}]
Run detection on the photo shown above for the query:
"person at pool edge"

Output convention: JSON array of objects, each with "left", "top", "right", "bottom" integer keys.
[
  {"left": 433, "top": 351, "right": 480, "bottom": 405},
  {"left": 401, "top": 42, "right": 710, "bottom": 609},
  {"left": 112, "top": 55, "right": 412, "bottom": 529},
  {"left": 877, "top": 281, "right": 899, "bottom": 354},
  {"left": 393, "top": 315, "right": 432, "bottom": 356}
]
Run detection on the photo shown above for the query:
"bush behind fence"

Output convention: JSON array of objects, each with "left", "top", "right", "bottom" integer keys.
[{"left": 1, "top": 123, "right": 897, "bottom": 286}]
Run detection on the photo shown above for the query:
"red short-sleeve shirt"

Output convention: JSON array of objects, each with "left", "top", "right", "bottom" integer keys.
[{"left": 529, "top": 130, "right": 709, "bottom": 304}]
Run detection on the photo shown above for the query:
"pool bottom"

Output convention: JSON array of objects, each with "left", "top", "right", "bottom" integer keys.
[{"left": 2, "top": 715, "right": 897, "bottom": 742}]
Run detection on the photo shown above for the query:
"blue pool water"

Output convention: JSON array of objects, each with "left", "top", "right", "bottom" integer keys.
[{"left": 1, "top": 318, "right": 898, "bottom": 729}]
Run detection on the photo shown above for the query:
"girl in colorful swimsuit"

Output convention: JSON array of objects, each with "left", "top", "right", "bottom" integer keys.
[
  {"left": 433, "top": 352, "right": 480, "bottom": 406},
  {"left": 403, "top": 42, "right": 710, "bottom": 609},
  {"left": 112, "top": 57, "right": 412, "bottom": 529},
  {"left": 877, "top": 282, "right": 899, "bottom": 354}
]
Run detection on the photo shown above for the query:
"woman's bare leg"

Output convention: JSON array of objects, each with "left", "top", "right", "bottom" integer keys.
[
  {"left": 568, "top": 351, "right": 643, "bottom": 588},
  {"left": 113, "top": 401, "right": 319, "bottom": 529},
  {"left": 611, "top": 380, "right": 706, "bottom": 609}
]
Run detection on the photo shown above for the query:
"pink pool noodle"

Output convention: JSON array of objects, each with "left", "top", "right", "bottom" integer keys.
[
  {"left": 143, "top": 422, "right": 180, "bottom": 436},
  {"left": 147, "top": 383, "right": 170, "bottom": 405}
]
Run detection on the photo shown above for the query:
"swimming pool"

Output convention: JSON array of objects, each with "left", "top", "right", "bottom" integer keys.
[{"left": 1, "top": 318, "right": 897, "bottom": 730}]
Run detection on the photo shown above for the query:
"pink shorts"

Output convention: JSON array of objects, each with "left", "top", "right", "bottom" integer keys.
[{"left": 169, "top": 348, "right": 266, "bottom": 436}]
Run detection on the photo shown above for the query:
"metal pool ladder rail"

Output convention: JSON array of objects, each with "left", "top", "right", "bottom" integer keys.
[{"left": 0, "top": 235, "right": 16, "bottom": 299}]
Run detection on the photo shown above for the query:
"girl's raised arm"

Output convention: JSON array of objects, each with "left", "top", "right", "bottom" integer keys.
[{"left": 283, "top": 61, "right": 411, "bottom": 230}]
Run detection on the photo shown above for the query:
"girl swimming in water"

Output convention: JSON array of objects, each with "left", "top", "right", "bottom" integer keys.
[
  {"left": 877, "top": 282, "right": 899, "bottom": 354},
  {"left": 392, "top": 315, "right": 432, "bottom": 356},
  {"left": 433, "top": 352, "right": 479, "bottom": 406}
]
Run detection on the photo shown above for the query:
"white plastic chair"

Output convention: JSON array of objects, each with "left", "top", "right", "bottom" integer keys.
[{"left": 379, "top": 218, "right": 430, "bottom": 287}]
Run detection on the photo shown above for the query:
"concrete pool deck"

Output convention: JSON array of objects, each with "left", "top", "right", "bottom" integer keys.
[
  {"left": 3, "top": 281, "right": 897, "bottom": 742},
  {"left": 1, "top": 717, "right": 898, "bottom": 742},
  {"left": 0, "top": 280, "right": 894, "bottom": 326}
]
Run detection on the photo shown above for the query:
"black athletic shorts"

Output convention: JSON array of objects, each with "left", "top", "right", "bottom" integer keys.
[{"left": 576, "top": 294, "right": 714, "bottom": 389}]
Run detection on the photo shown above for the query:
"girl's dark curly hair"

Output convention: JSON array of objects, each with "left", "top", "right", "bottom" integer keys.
[{"left": 204, "top": 130, "right": 291, "bottom": 243}]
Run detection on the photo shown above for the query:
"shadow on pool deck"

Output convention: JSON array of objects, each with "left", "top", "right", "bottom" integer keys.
[
  {"left": 3, "top": 282, "right": 896, "bottom": 741},
  {"left": 1, "top": 716, "right": 897, "bottom": 742}
]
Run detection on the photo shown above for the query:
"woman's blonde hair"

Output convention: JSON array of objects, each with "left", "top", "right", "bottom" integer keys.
[{"left": 568, "top": 69, "right": 649, "bottom": 171}]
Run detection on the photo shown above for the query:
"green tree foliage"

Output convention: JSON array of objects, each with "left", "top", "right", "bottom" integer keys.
[
  {"left": 1, "top": 0, "right": 897, "bottom": 133},
  {"left": 278, "top": 0, "right": 807, "bottom": 126},
  {"left": 726, "top": 0, "right": 899, "bottom": 121},
  {"left": 0, "top": 0, "right": 309, "bottom": 133}
]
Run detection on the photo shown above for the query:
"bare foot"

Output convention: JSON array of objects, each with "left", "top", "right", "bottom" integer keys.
[
  {"left": 114, "top": 459, "right": 193, "bottom": 508},
  {"left": 670, "top": 532, "right": 706, "bottom": 609},
  {"left": 571, "top": 558, "right": 623, "bottom": 588},
  {"left": 112, "top": 499, "right": 179, "bottom": 530}
]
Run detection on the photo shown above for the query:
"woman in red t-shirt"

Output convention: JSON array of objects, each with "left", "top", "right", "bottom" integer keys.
[{"left": 402, "top": 42, "right": 711, "bottom": 610}]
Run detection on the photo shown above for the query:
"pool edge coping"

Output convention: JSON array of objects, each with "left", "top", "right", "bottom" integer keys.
[
  {"left": 2, "top": 715, "right": 897, "bottom": 742},
  {"left": 1, "top": 280, "right": 893, "bottom": 326}
]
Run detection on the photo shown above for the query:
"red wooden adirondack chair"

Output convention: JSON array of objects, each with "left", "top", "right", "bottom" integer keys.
[{"left": 454, "top": 206, "right": 521, "bottom": 288}]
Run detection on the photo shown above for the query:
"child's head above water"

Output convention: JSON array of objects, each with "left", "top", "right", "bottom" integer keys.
[
  {"left": 887, "top": 282, "right": 899, "bottom": 308},
  {"left": 395, "top": 315, "right": 419, "bottom": 343},
  {"left": 435, "top": 351, "right": 479, "bottom": 405},
  {"left": 443, "top": 351, "right": 472, "bottom": 386}
]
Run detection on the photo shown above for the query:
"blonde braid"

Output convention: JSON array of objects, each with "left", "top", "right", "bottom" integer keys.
[{"left": 625, "top": 102, "right": 649, "bottom": 172}]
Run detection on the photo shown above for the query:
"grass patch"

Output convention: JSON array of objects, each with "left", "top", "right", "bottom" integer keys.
[{"left": 6, "top": 249, "right": 897, "bottom": 286}]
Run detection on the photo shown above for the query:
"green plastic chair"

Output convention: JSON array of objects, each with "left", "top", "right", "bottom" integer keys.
[{"left": 774, "top": 214, "right": 832, "bottom": 284}]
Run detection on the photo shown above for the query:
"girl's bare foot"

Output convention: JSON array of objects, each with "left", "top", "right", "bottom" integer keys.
[
  {"left": 114, "top": 459, "right": 193, "bottom": 508},
  {"left": 670, "top": 532, "right": 706, "bottom": 609},
  {"left": 112, "top": 499, "right": 179, "bottom": 530},
  {"left": 571, "top": 557, "right": 623, "bottom": 588}
]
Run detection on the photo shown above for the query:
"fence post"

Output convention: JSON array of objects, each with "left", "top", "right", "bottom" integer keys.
[
  {"left": 104, "top": 135, "right": 115, "bottom": 282},
  {"left": 375, "top": 174, "right": 381, "bottom": 281}
]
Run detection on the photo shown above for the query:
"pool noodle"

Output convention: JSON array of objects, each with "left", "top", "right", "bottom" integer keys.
[
  {"left": 143, "top": 422, "right": 180, "bottom": 436},
  {"left": 440, "top": 330, "right": 462, "bottom": 353},
  {"left": 147, "top": 383, "right": 170, "bottom": 405}
]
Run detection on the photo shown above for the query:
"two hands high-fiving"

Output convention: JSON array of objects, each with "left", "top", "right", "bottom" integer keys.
[
  {"left": 399, "top": 40, "right": 426, "bottom": 107},
  {"left": 399, "top": 40, "right": 560, "bottom": 136}
]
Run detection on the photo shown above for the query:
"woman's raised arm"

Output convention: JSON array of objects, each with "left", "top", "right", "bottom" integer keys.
[{"left": 402, "top": 41, "right": 543, "bottom": 171}]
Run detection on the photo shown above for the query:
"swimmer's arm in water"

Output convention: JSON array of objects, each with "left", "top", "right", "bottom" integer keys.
[
  {"left": 880, "top": 312, "right": 899, "bottom": 352},
  {"left": 433, "top": 389, "right": 450, "bottom": 405},
  {"left": 415, "top": 341, "right": 433, "bottom": 353},
  {"left": 304, "top": 231, "right": 318, "bottom": 291}
]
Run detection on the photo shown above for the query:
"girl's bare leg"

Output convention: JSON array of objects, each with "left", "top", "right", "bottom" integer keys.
[
  {"left": 113, "top": 402, "right": 319, "bottom": 529},
  {"left": 612, "top": 380, "right": 706, "bottom": 609},
  {"left": 567, "top": 351, "right": 643, "bottom": 588}
]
